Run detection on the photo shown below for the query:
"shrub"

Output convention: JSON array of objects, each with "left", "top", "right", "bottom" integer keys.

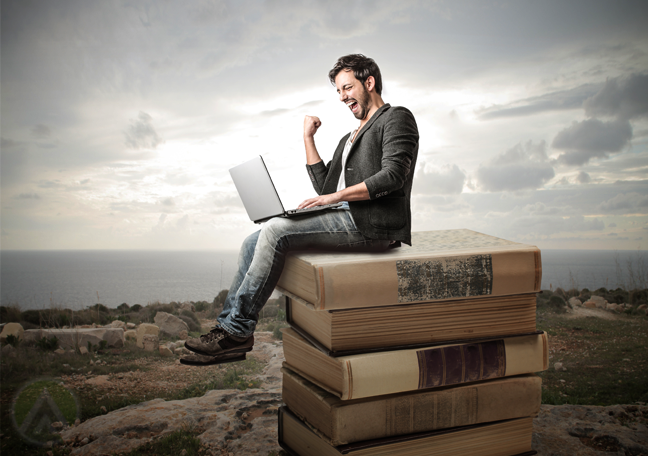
[
  {"left": 36, "top": 336, "right": 59, "bottom": 351},
  {"left": 131, "top": 304, "right": 143, "bottom": 312},
  {"left": 194, "top": 301, "right": 210, "bottom": 312},
  {"left": 179, "top": 315, "right": 201, "bottom": 332},
  {"left": 89, "top": 303, "right": 110, "bottom": 313},
  {"left": 117, "top": 303, "right": 130, "bottom": 312},
  {"left": 548, "top": 295, "right": 567, "bottom": 313},
  {"left": 213, "top": 290, "right": 229, "bottom": 306},
  {"left": 0, "top": 305, "right": 22, "bottom": 324},
  {"left": 5, "top": 334, "right": 19, "bottom": 347},
  {"left": 21, "top": 310, "right": 43, "bottom": 326}
]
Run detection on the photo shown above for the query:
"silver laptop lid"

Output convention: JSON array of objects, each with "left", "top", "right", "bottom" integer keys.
[{"left": 229, "top": 155, "right": 285, "bottom": 223}]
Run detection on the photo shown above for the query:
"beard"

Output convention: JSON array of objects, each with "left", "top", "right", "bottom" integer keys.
[{"left": 350, "top": 87, "right": 371, "bottom": 120}]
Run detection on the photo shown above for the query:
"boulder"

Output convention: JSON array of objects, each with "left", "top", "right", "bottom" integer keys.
[
  {"left": 638, "top": 304, "right": 647, "bottom": 311},
  {"left": 585, "top": 296, "right": 607, "bottom": 309},
  {"left": 136, "top": 324, "right": 160, "bottom": 349},
  {"left": 79, "top": 346, "right": 89, "bottom": 355},
  {"left": 159, "top": 346, "right": 173, "bottom": 357},
  {"left": 180, "top": 302, "right": 195, "bottom": 313},
  {"left": 568, "top": 297, "right": 582, "bottom": 308},
  {"left": 583, "top": 301, "right": 597, "bottom": 309},
  {"left": 126, "top": 323, "right": 136, "bottom": 329},
  {"left": 108, "top": 320, "right": 127, "bottom": 330},
  {"left": 23, "top": 328, "right": 124, "bottom": 349},
  {"left": 1, "top": 322, "right": 25, "bottom": 342},
  {"left": 142, "top": 334, "right": 159, "bottom": 352},
  {"left": 2, "top": 344, "right": 17, "bottom": 358},
  {"left": 124, "top": 330, "right": 137, "bottom": 341},
  {"left": 153, "top": 312, "right": 189, "bottom": 338},
  {"left": 178, "top": 330, "right": 188, "bottom": 340}
]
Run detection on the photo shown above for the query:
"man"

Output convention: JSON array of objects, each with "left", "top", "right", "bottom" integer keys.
[{"left": 182, "top": 54, "right": 419, "bottom": 365}]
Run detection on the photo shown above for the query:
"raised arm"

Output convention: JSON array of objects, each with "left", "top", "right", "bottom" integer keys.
[{"left": 303, "top": 115, "right": 323, "bottom": 165}]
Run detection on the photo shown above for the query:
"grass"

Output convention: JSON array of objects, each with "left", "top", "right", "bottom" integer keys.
[
  {"left": 122, "top": 429, "right": 204, "bottom": 455},
  {"left": 537, "top": 309, "right": 648, "bottom": 406}
]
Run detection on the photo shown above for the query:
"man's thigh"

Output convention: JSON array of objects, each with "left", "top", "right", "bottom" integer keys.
[{"left": 259, "top": 210, "right": 389, "bottom": 252}]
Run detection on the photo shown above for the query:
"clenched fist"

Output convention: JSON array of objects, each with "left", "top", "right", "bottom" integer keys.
[{"left": 303, "top": 115, "right": 322, "bottom": 138}]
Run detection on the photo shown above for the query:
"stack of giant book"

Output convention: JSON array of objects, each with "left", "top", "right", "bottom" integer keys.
[{"left": 276, "top": 229, "right": 547, "bottom": 456}]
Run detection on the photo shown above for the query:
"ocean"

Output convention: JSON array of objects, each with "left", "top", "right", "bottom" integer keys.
[{"left": 1, "top": 249, "right": 647, "bottom": 311}]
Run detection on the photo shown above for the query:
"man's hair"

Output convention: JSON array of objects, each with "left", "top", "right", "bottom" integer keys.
[{"left": 329, "top": 54, "right": 382, "bottom": 95}]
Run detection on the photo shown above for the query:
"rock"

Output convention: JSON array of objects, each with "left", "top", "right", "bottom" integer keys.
[
  {"left": 124, "top": 330, "right": 137, "bottom": 341},
  {"left": 154, "top": 312, "right": 189, "bottom": 338},
  {"left": 180, "top": 302, "right": 195, "bottom": 313},
  {"left": 585, "top": 296, "right": 608, "bottom": 309},
  {"left": 179, "top": 330, "right": 188, "bottom": 340},
  {"left": 533, "top": 404, "right": 648, "bottom": 455},
  {"left": 0, "top": 322, "right": 24, "bottom": 342},
  {"left": 54, "top": 348, "right": 66, "bottom": 355},
  {"left": 554, "top": 362, "right": 564, "bottom": 371},
  {"left": 638, "top": 304, "right": 647, "bottom": 311},
  {"left": 142, "top": 334, "right": 159, "bottom": 352},
  {"left": 2, "top": 344, "right": 17, "bottom": 358},
  {"left": 126, "top": 323, "right": 136, "bottom": 329},
  {"left": 584, "top": 301, "right": 597, "bottom": 309},
  {"left": 51, "top": 421, "right": 64, "bottom": 430},
  {"left": 23, "top": 328, "right": 124, "bottom": 349},
  {"left": 86, "top": 375, "right": 111, "bottom": 387},
  {"left": 108, "top": 320, "right": 127, "bottom": 330},
  {"left": 174, "top": 347, "right": 189, "bottom": 355},
  {"left": 60, "top": 337, "right": 285, "bottom": 456},
  {"left": 78, "top": 346, "right": 89, "bottom": 355},
  {"left": 568, "top": 297, "right": 581, "bottom": 308},
  {"left": 159, "top": 346, "right": 173, "bottom": 357},
  {"left": 136, "top": 324, "right": 160, "bottom": 349}
]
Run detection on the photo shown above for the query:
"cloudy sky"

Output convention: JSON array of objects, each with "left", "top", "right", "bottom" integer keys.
[{"left": 2, "top": 0, "right": 648, "bottom": 251}]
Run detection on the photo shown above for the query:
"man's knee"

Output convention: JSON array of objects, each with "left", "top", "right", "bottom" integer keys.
[{"left": 258, "top": 217, "right": 290, "bottom": 246}]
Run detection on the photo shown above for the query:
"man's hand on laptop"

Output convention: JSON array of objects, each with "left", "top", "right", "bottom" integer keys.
[{"left": 298, "top": 193, "right": 340, "bottom": 209}]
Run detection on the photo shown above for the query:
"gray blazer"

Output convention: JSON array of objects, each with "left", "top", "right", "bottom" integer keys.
[{"left": 306, "top": 103, "right": 419, "bottom": 245}]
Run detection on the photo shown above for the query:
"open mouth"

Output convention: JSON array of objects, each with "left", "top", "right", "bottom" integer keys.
[{"left": 346, "top": 100, "right": 359, "bottom": 113}]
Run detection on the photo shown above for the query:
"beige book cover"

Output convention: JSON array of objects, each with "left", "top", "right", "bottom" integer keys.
[
  {"left": 278, "top": 406, "right": 535, "bottom": 456},
  {"left": 282, "top": 366, "right": 541, "bottom": 446},
  {"left": 277, "top": 229, "right": 542, "bottom": 310},
  {"left": 284, "top": 291, "right": 537, "bottom": 353},
  {"left": 282, "top": 327, "right": 548, "bottom": 400}
]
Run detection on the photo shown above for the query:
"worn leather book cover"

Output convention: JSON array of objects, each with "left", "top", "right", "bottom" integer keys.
[
  {"left": 278, "top": 406, "right": 537, "bottom": 456},
  {"left": 282, "top": 366, "right": 541, "bottom": 446},
  {"left": 276, "top": 229, "right": 541, "bottom": 310},
  {"left": 281, "top": 327, "right": 548, "bottom": 400},
  {"left": 283, "top": 291, "right": 537, "bottom": 353}
]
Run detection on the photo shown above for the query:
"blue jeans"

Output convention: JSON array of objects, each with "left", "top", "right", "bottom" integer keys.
[{"left": 217, "top": 209, "right": 390, "bottom": 337}]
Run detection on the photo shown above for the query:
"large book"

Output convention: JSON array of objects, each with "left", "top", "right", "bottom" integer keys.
[
  {"left": 282, "top": 327, "right": 548, "bottom": 400},
  {"left": 282, "top": 366, "right": 542, "bottom": 446},
  {"left": 284, "top": 292, "right": 537, "bottom": 354},
  {"left": 276, "top": 229, "right": 541, "bottom": 311},
  {"left": 278, "top": 406, "right": 536, "bottom": 456}
]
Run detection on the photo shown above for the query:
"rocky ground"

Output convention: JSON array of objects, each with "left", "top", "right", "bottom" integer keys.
[{"left": 52, "top": 328, "right": 648, "bottom": 456}]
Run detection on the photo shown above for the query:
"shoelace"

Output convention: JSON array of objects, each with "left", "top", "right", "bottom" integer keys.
[{"left": 200, "top": 328, "right": 226, "bottom": 343}]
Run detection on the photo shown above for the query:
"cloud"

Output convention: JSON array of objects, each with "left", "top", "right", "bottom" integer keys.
[
  {"left": 597, "top": 192, "right": 648, "bottom": 213},
  {"left": 476, "top": 141, "right": 555, "bottom": 192},
  {"left": 576, "top": 171, "right": 591, "bottom": 184},
  {"left": 414, "top": 163, "right": 466, "bottom": 195},
  {"left": 124, "top": 112, "right": 163, "bottom": 150},
  {"left": 583, "top": 73, "right": 648, "bottom": 120},
  {"left": 16, "top": 193, "right": 41, "bottom": 200},
  {"left": 552, "top": 119, "right": 632, "bottom": 165},
  {"left": 31, "top": 124, "right": 52, "bottom": 138},
  {"left": 477, "top": 83, "right": 601, "bottom": 120}
]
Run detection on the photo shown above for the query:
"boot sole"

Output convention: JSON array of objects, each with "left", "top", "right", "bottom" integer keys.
[
  {"left": 180, "top": 353, "right": 247, "bottom": 366},
  {"left": 184, "top": 338, "right": 254, "bottom": 357}
]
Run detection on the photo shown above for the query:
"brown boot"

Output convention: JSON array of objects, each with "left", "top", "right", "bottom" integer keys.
[{"left": 184, "top": 326, "right": 254, "bottom": 357}]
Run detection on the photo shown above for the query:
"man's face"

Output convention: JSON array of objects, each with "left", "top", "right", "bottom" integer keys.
[{"left": 335, "top": 70, "right": 371, "bottom": 121}]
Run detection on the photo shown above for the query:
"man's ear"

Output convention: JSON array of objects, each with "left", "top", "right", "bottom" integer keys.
[{"left": 365, "top": 76, "right": 375, "bottom": 92}]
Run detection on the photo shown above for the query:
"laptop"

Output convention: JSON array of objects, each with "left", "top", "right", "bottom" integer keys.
[{"left": 229, "top": 155, "right": 342, "bottom": 223}]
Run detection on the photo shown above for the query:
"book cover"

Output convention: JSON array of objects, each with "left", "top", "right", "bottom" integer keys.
[
  {"left": 278, "top": 406, "right": 537, "bottom": 456},
  {"left": 282, "top": 327, "right": 548, "bottom": 400},
  {"left": 277, "top": 229, "right": 541, "bottom": 310},
  {"left": 282, "top": 366, "right": 542, "bottom": 446},
  {"left": 283, "top": 291, "right": 538, "bottom": 354}
]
